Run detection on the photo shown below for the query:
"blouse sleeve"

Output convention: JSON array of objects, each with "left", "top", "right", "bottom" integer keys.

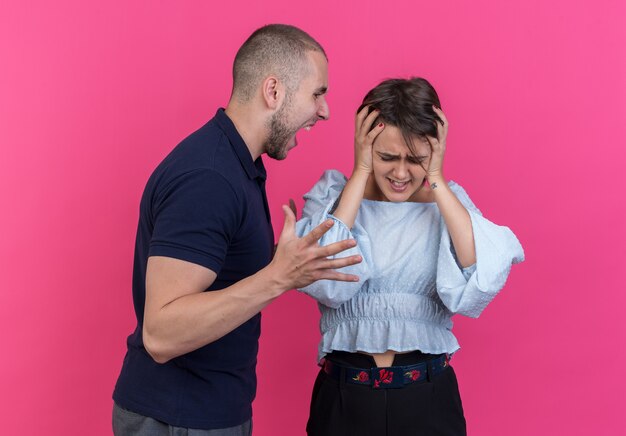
[
  {"left": 295, "top": 170, "right": 372, "bottom": 308},
  {"left": 436, "top": 182, "right": 525, "bottom": 318}
]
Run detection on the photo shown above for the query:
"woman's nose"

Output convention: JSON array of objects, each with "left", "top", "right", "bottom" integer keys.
[{"left": 393, "top": 160, "right": 409, "bottom": 179}]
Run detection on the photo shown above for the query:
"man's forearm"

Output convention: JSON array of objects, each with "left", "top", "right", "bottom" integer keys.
[
  {"left": 143, "top": 267, "right": 282, "bottom": 364},
  {"left": 143, "top": 210, "right": 362, "bottom": 364}
]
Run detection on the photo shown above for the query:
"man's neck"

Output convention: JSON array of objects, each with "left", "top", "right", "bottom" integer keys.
[{"left": 224, "top": 103, "right": 266, "bottom": 161}]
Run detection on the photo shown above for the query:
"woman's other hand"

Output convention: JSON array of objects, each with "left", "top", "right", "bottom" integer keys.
[{"left": 426, "top": 106, "right": 448, "bottom": 180}]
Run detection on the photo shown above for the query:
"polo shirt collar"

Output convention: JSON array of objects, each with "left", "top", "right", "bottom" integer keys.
[{"left": 214, "top": 108, "right": 266, "bottom": 181}]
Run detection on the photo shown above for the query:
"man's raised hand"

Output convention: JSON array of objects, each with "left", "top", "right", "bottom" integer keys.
[{"left": 268, "top": 205, "right": 362, "bottom": 291}]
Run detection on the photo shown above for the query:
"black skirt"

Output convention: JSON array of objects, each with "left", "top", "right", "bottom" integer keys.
[{"left": 306, "top": 351, "right": 466, "bottom": 436}]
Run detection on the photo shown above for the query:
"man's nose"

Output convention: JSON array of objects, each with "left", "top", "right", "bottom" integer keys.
[{"left": 317, "top": 98, "right": 330, "bottom": 120}]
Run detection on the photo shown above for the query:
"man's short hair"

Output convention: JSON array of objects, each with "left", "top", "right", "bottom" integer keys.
[{"left": 232, "top": 24, "right": 326, "bottom": 102}]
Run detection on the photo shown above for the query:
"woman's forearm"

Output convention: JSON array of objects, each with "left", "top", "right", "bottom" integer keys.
[
  {"left": 332, "top": 169, "right": 370, "bottom": 228},
  {"left": 430, "top": 175, "right": 476, "bottom": 267}
]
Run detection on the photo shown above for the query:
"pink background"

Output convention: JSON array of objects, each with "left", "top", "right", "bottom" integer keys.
[{"left": 1, "top": 1, "right": 624, "bottom": 435}]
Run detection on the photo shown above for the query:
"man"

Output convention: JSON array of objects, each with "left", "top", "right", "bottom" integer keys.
[{"left": 112, "top": 24, "right": 361, "bottom": 435}]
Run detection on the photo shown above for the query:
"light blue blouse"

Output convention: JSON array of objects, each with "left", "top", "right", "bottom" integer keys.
[{"left": 296, "top": 170, "right": 525, "bottom": 361}]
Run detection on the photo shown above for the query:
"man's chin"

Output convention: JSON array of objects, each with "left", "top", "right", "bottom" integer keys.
[
  {"left": 272, "top": 140, "right": 297, "bottom": 161},
  {"left": 267, "top": 145, "right": 290, "bottom": 161}
]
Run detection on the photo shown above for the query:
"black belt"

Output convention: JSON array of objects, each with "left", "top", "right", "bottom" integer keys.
[{"left": 322, "top": 354, "right": 450, "bottom": 389}]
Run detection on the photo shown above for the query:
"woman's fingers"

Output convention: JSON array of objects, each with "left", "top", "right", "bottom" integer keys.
[
  {"left": 432, "top": 105, "right": 447, "bottom": 125},
  {"left": 356, "top": 106, "right": 380, "bottom": 138},
  {"left": 367, "top": 121, "right": 385, "bottom": 142},
  {"left": 432, "top": 106, "right": 448, "bottom": 141},
  {"left": 362, "top": 108, "right": 380, "bottom": 132},
  {"left": 355, "top": 105, "right": 370, "bottom": 130}
]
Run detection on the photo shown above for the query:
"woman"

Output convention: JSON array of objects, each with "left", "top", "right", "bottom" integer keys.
[{"left": 295, "top": 77, "right": 524, "bottom": 435}]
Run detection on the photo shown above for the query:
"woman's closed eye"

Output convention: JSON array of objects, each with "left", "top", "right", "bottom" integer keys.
[
  {"left": 407, "top": 156, "right": 427, "bottom": 165},
  {"left": 378, "top": 153, "right": 426, "bottom": 164},
  {"left": 379, "top": 155, "right": 397, "bottom": 162}
]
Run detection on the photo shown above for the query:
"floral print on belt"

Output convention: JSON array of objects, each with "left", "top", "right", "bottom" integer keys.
[
  {"left": 405, "top": 369, "right": 421, "bottom": 381},
  {"left": 373, "top": 369, "right": 393, "bottom": 388},
  {"left": 352, "top": 371, "right": 369, "bottom": 383}
]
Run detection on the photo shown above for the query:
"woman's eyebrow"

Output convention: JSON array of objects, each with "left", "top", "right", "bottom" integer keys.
[{"left": 377, "top": 151, "right": 429, "bottom": 159}]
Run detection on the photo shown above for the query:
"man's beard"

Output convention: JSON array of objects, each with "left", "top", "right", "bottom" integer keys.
[{"left": 265, "top": 95, "right": 295, "bottom": 161}]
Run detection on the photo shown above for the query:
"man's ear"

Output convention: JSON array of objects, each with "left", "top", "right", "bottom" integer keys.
[{"left": 262, "top": 76, "right": 283, "bottom": 110}]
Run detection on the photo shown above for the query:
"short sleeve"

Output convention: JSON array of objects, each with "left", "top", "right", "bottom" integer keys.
[
  {"left": 295, "top": 170, "right": 372, "bottom": 308},
  {"left": 436, "top": 182, "right": 525, "bottom": 317},
  {"left": 149, "top": 169, "right": 241, "bottom": 274}
]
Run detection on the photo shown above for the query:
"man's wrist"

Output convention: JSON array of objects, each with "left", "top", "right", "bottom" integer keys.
[{"left": 257, "top": 263, "right": 288, "bottom": 298}]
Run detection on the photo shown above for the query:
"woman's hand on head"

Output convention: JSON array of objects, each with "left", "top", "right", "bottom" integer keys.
[
  {"left": 426, "top": 106, "right": 448, "bottom": 180},
  {"left": 354, "top": 106, "right": 384, "bottom": 175}
]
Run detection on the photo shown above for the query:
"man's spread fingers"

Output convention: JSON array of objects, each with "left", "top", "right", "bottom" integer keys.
[
  {"left": 302, "top": 219, "right": 335, "bottom": 244},
  {"left": 318, "top": 239, "right": 357, "bottom": 257},
  {"left": 319, "top": 255, "right": 362, "bottom": 270}
]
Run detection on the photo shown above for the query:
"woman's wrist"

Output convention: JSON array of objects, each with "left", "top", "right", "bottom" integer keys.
[
  {"left": 427, "top": 172, "right": 446, "bottom": 188},
  {"left": 351, "top": 166, "right": 372, "bottom": 181}
]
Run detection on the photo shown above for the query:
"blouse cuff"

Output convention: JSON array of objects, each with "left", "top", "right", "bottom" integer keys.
[
  {"left": 461, "top": 263, "right": 476, "bottom": 281},
  {"left": 437, "top": 210, "right": 524, "bottom": 317}
]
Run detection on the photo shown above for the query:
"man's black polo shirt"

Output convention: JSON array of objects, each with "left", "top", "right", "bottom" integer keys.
[{"left": 113, "top": 109, "right": 274, "bottom": 429}]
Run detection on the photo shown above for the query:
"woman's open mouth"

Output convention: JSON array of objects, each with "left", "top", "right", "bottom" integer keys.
[{"left": 387, "top": 178, "right": 410, "bottom": 192}]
